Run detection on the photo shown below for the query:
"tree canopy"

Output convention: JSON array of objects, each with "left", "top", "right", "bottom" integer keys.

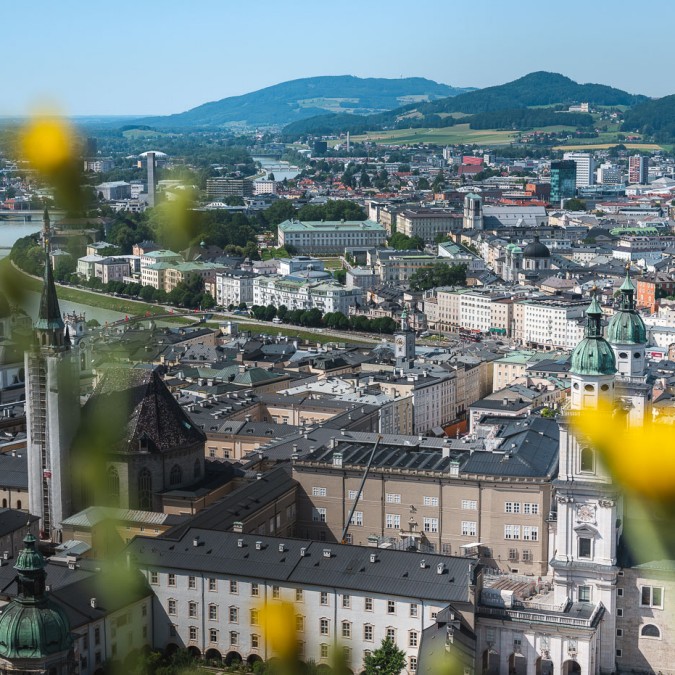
[
  {"left": 364, "top": 637, "right": 407, "bottom": 675},
  {"left": 409, "top": 263, "right": 467, "bottom": 291}
]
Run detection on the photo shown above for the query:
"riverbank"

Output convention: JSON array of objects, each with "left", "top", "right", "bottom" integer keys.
[{"left": 1, "top": 258, "right": 167, "bottom": 317}]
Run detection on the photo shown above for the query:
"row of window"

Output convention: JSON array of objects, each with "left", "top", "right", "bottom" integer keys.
[
  {"left": 314, "top": 489, "right": 479, "bottom": 511},
  {"left": 504, "top": 525, "right": 539, "bottom": 541},
  {"left": 504, "top": 502, "right": 540, "bottom": 515}
]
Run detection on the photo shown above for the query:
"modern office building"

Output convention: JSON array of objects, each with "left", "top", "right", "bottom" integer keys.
[
  {"left": 550, "top": 160, "right": 577, "bottom": 204},
  {"left": 206, "top": 178, "right": 254, "bottom": 199},
  {"left": 563, "top": 153, "right": 596, "bottom": 188}
]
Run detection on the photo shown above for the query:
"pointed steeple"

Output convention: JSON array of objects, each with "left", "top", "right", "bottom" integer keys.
[
  {"left": 34, "top": 209, "right": 65, "bottom": 348},
  {"left": 584, "top": 290, "right": 604, "bottom": 338}
]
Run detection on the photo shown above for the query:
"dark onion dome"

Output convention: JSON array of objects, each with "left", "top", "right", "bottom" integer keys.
[
  {"left": 571, "top": 295, "right": 616, "bottom": 376},
  {"left": 607, "top": 271, "right": 647, "bottom": 345},
  {"left": 0, "top": 534, "right": 73, "bottom": 659},
  {"left": 522, "top": 235, "right": 550, "bottom": 258}
]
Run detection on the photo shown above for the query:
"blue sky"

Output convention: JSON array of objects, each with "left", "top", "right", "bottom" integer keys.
[{"left": 4, "top": 0, "right": 674, "bottom": 116}]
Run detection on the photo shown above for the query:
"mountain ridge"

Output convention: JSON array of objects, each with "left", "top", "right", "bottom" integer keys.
[{"left": 136, "top": 75, "right": 473, "bottom": 129}]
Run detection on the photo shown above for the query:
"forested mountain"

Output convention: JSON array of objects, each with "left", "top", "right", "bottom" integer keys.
[
  {"left": 281, "top": 72, "right": 648, "bottom": 140},
  {"left": 137, "top": 76, "right": 472, "bottom": 128},
  {"left": 621, "top": 94, "right": 675, "bottom": 141}
]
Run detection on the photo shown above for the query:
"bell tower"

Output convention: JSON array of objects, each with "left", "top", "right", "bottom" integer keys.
[
  {"left": 553, "top": 293, "right": 620, "bottom": 672},
  {"left": 25, "top": 210, "right": 81, "bottom": 542},
  {"left": 394, "top": 309, "right": 415, "bottom": 370}
]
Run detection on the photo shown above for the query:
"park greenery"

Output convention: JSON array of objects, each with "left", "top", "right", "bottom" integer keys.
[
  {"left": 408, "top": 263, "right": 467, "bottom": 292},
  {"left": 388, "top": 232, "right": 424, "bottom": 250},
  {"left": 363, "top": 638, "right": 407, "bottom": 674}
]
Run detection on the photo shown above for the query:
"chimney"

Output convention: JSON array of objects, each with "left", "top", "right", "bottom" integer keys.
[
  {"left": 278, "top": 543, "right": 285, "bottom": 553},
  {"left": 192, "top": 536, "right": 200, "bottom": 547},
  {"left": 90, "top": 598, "right": 98, "bottom": 609},
  {"left": 323, "top": 548, "right": 332, "bottom": 558},
  {"left": 437, "top": 562, "right": 445, "bottom": 575},
  {"left": 237, "top": 538, "right": 244, "bottom": 548},
  {"left": 420, "top": 559, "right": 427, "bottom": 569},
  {"left": 369, "top": 553, "right": 377, "bottom": 563},
  {"left": 232, "top": 521, "right": 243, "bottom": 533},
  {"left": 255, "top": 541, "right": 263, "bottom": 550},
  {"left": 300, "top": 547, "right": 306, "bottom": 557}
]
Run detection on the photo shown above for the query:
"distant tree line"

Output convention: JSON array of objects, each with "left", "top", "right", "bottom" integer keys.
[{"left": 249, "top": 305, "right": 398, "bottom": 333}]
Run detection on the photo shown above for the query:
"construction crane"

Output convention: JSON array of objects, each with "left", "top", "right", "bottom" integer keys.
[{"left": 340, "top": 434, "right": 382, "bottom": 544}]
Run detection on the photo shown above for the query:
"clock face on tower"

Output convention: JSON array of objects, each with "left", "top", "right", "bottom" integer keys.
[{"left": 395, "top": 337, "right": 405, "bottom": 348}]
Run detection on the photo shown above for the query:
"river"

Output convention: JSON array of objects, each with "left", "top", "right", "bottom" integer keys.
[
  {"left": 253, "top": 156, "right": 301, "bottom": 181},
  {"left": 21, "top": 290, "right": 127, "bottom": 326}
]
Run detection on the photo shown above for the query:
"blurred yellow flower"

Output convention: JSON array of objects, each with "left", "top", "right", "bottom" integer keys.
[
  {"left": 21, "top": 116, "right": 75, "bottom": 173},
  {"left": 258, "top": 600, "right": 297, "bottom": 659},
  {"left": 573, "top": 406, "right": 675, "bottom": 501}
]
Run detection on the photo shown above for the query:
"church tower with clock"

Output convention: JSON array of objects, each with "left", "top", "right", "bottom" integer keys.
[{"left": 394, "top": 309, "right": 415, "bottom": 369}]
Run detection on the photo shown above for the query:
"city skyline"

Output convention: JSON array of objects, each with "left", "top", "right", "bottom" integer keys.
[{"left": 4, "top": 0, "right": 675, "bottom": 116}]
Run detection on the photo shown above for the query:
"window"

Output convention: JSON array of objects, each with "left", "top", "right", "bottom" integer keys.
[
  {"left": 523, "top": 503, "right": 539, "bottom": 515},
  {"left": 386, "top": 493, "right": 401, "bottom": 503},
  {"left": 343, "top": 646, "right": 352, "bottom": 662},
  {"left": 522, "top": 550, "right": 532, "bottom": 562},
  {"left": 208, "top": 578, "right": 217, "bottom": 591},
  {"left": 189, "top": 626, "right": 197, "bottom": 641},
  {"left": 461, "top": 500, "right": 477, "bottom": 510},
  {"left": 296, "top": 615, "right": 305, "bottom": 632},
  {"left": 641, "top": 624, "right": 661, "bottom": 638},
  {"left": 95, "top": 627, "right": 101, "bottom": 645},
  {"left": 617, "top": 588, "right": 624, "bottom": 597},
  {"left": 168, "top": 573, "right": 176, "bottom": 586},
  {"left": 251, "top": 634, "right": 260, "bottom": 649},
  {"left": 409, "top": 631, "right": 419, "bottom": 647},
  {"left": 386, "top": 627, "right": 396, "bottom": 641},
  {"left": 296, "top": 588, "right": 304, "bottom": 602},
  {"left": 313, "top": 507, "right": 327, "bottom": 523},
  {"left": 580, "top": 447, "right": 595, "bottom": 473},
  {"left": 364, "top": 624, "right": 374, "bottom": 641},
  {"left": 423, "top": 517, "right": 438, "bottom": 533},
  {"left": 505, "top": 502, "right": 521, "bottom": 514},
  {"left": 230, "top": 580, "right": 238, "bottom": 594},
  {"left": 189, "top": 601, "right": 197, "bottom": 618},
  {"left": 462, "top": 521, "right": 477, "bottom": 536},
  {"left": 229, "top": 631, "right": 238, "bottom": 647},
  {"left": 188, "top": 575, "right": 196, "bottom": 589},
  {"left": 641, "top": 586, "right": 664, "bottom": 608},
  {"left": 508, "top": 548, "right": 519, "bottom": 561},
  {"left": 342, "top": 621, "right": 351, "bottom": 639},
  {"left": 228, "top": 606, "right": 238, "bottom": 623},
  {"left": 107, "top": 466, "right": 120, "bottom": 507},
  {"left": 578, "top": 586, "right": 592, "bottom": 602},
  {"left": 504, "top": 525, "right": 521, "bottom": 540},
  {"left": 206, "top": 604, "right": 216, "bottom": 621},
  {"left": 410, "top": 656, "right": 418, "bottom": 673},
  {"left": 617, "top": 608, "right": 623, "bottom": 617},
  {"left": 387, "top": 600, "right": 396, "bottom": 614},
  {"left": 578, "top": 537, "right": 592, "bottom": 559},
  {"left": 251, "top": 583, "right": 260, "bottom": 597},
  {"left": 342, "top": 594, "right": 351, "bottom": 608},
  {"left": 150, "top": 571, "right": 158, "bottom": 584},
  {"left": 312, "top": 486, "right": 327, "bottom": 497},
  {"left": 320, "top": 644, "right": 329, "bottom": 659},
  {"left": 137, "top": 468, "right": 152, "bottom": 510},
  {"left": 410, "top": 603, "right": 418, "bottom": 617},
  {"left": 365, "top": 597, "right": 373, "bottom": 611},
  {"left": 250, "top": 609, "right": 259, "bottom": 625},
  {"left": 169, "top": 464, "right": 182, "bottom": 486},
  {"left": 423, "top": 496, "right": 439, "bottom": 507},
  {"left": 386, "top": 513, "right": 401, "bottom": 529},
  {"left": 320, "top": 618, "right": 329, "bottom": 636},
  {"left": 168, "top": 599, "right": 176, "bottom": 615},
  {"left": 616, "top": 628, "right": 623, "bottom": 637},
  {"left": 616, "top": 650, "right": 622, "bottom": 658},
  {"left": 320, "top": 592, "right": 329, "bottom": 606},
  {"left": 209, "top": 629, "right": 217, "bottom": 643},
  {"left": 272, "top": 586, "right": 280, "bottom": 599},
  {"left": 523, "top": 526, "right": 539, "bottom": 541},
  {"left": 350, "top": 511, "right": 363, "bottom": 526}
]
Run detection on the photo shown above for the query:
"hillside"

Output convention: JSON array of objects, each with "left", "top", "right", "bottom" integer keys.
[
  {"left": 621, "top": 94, "right": 675, "bottom": 142},
  {"left": 282, "top": 72, "right": 648, "bottom": 140},
  {"left": 137, "top": 76, "right": 473, "bottom": 129}
]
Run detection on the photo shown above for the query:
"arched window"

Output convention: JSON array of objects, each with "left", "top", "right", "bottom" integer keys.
[
  {"left": 107, "top": 466, "right": 120, "bottom": 507},
  {"left": 138, "top": 468, "right": 153, "bottom": 510},
  {"left": 580, "top": 447, "right": 595, "bottom": 473},
  {"left": 641, "top": 624, "right": 660, "bottom": 638},
  {"left": 194, "top": 459, "right": 201, "bottom": 480},
  {"left": 170, "top": 464, "right": 182, "bottom": 487}
]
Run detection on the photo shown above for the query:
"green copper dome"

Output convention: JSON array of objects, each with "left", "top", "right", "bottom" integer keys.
[
  {"left": 607, "top": 271, "right": 647, "bottom": 345},
  {"left": 0, "top": 534, "right": 73, "bottom": 659},
  {"left": 571, "top": 296, "right": 617, "bottom": 376}
]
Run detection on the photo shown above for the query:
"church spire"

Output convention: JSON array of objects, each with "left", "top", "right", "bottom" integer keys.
[{"left": 34, "top": 208, "right": 65, "bottom": 348}]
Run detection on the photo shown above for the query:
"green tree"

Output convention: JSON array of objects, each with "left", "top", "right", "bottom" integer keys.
[
  {"left": 409, "top": 263, "right": 467, "bottom": 292},
  {"left": 432, "top": 169, "right": 446, "bottom": 192},
  {"left": 360, "top": 170, "right": 371, "bottom": 188},
  {"left": 262, "top": 199, "right": 297, "bottom": 227},
  {"left": 564, "top": 198, "right": 587, "bottom": 211},
  {"left": 364, "top": 637, "right": 406, "bottom": 674},
  {"left": 389, "top": 232, "right": 424, "bottom": 251},
  {"left": 54, "top": 256, "right": 76, "bottom": 282},
  {"left": 333, "top": 268, "right": 347, "bottom": 285}
]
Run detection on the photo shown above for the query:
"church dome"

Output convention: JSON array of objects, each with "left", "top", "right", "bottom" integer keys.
[
  {"left": 0, "top": 534, "right": 73, "bottom": 660},
  {"left": 571, "top": 296, "right": 616, "bottom": 376},
  {"left": 522, "top": 236, "right": 550, "bottom": 258},
  {"left": 0, "top": 601, "right": 72, "bottom": 659},
  {"left": 607, "top": 310, "right": 647, "bottom": 345},
  {"left": 571, "top": 336, "right": 617, "bottom": 376}
]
